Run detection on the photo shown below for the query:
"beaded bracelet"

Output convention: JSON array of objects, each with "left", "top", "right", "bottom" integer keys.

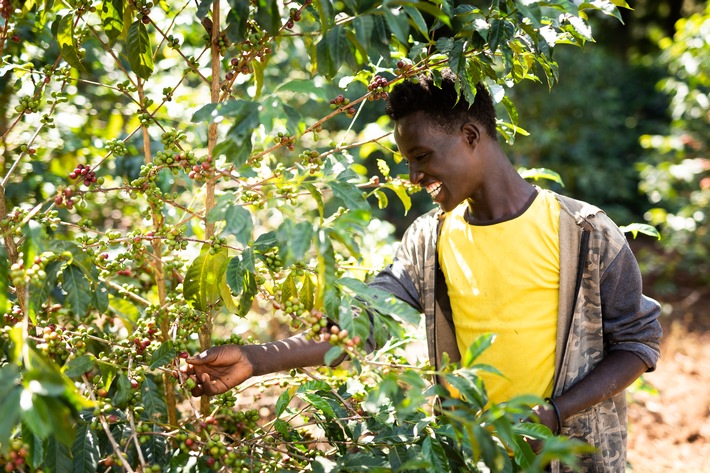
[{"left": 544, "top": 397, "right": 562, "bottom": 435}]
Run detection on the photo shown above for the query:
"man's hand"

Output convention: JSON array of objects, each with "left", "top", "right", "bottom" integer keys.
[
  {"left": 525, "top": 402, "right": 560, "bottom": 454},
  {"left": 183, "top": 344, "right": 254, "bottom": 396}
]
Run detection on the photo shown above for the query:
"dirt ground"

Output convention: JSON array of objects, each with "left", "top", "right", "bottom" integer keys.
[{"left": 626, "top": 288, "right": 710, "bottom": 472}]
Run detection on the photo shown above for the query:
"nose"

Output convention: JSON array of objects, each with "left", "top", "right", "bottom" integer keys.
[{"left": 408, "top": 163, "right": 423, "bottom": 186}]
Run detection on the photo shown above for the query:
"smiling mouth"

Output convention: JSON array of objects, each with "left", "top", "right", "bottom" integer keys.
[{"left": 425, "top": 182, "right": 442, "bottom": 200}]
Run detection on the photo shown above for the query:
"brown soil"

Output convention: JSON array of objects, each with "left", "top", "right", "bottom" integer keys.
[{"left": 626, "top": 288, "right": 710, "bottom": 472}]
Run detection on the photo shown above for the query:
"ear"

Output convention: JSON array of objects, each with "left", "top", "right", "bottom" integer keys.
[{"left": 461, "top": 122, "right": 481, "bottom": 147}]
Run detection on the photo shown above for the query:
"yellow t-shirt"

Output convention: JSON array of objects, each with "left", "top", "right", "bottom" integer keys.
[{"left": 438, "top": 190, "right": 560, "bottom": 405}]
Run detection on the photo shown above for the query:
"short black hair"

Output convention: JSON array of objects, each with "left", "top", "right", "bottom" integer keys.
[{"left": 386, "top": 69, "right": 498, "bottom": 139}]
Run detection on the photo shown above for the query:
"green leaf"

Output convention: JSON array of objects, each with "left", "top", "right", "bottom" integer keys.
[
  {"left": 329, "top": 181, "right": 369, "bottom": 211},
  {"left": 223, "top": 206, "right": 254, "bottom": 246},
  {"left": 300, "top": 274, "right": 315, "bottom": 311},
  {"left": 620, "top": 223, "right": 661, "bottom": 240},
  {"left": 471, "top": 423, "right": 499, "bottom": 469},
  {"left": 150, "top": 341, "right": 176, "bottom": 369},
  {"left": 508, "top": 425, "right": 537, "bottom": 468},
  {"left": 402, "top": 5, "right": 430, "bottom": 40},
  {"left": 290, "top": 221, "right": 314, "bottom": 262},
  {"left": 0, "top": 246, "right": 9, "bottom": 314},
  {"left": 384, "top": 9, "right": 409, "bottom": 44},
  {"left": 50, "top": 241, "right": 94, "bottom": 279},
  {"left": 255, "top": 0, "right": 281, "bottom": 36},
  {"left": 383, "top": 181, "right": 412, "bottom": 215},
  {"left": 273, "top": 418, "right": 291, "bottom": 437},
  {"left": 112, "top": 374, "right": 133, "bottom": 408},
  {"left": 338, "top": 452, "right": 388, "bottom": 470},
  {"left": 223, "top": 101, "right": 260, "bottom": 166},
  {"left": 21, "top": 391, "right": 53, "bottom": 439},
  {"left": 275, "top": 389, "right": 292, "bottom": 418},
  {"left": 184, "top": 246, "right": 230, "bottom": 311},
  {"left": 274, "top": 79, "right": 330, "bottom": 101},
  {"left": 422, "top": 436, "right": 450, "bottom": 471},
  {"left": 488, "top": 18, "right": 503, "bottom": 52},
  {"left": 108, "top": 295, "right": 141, "bottom": 332},
  {"left": 281, "top": 272, "right": 298, "bottom": 306},
  {"left": 225, "top": 0, "right": 250, "bottom": 43},
  {"left": 303, "top": 182, "right": 325, "bottom": 219},
  {"left": 315, "top": 231, "right": 337, "bottom": 310},
  {"left": 62, "top": 355, "right": 95, "bottom": 378},
  {"left": 0, "top": 369, "right": 21, "bottom": 452},
  {"left": 127, "top": 20, "right": 154, "bottom": 79},
  {"left": 316, "top": 25, "right": 349, "bottom": 79},
  {"left": 567, "top": 15, "right": 593, "bottom": 41},
  {"left": 196, "top": 0, "right": 213, "bottom": 19},
  {"left": 44, "top": 435, "right": 73, "bottom": 473},
  {"left": 61, "top": 264, "right": 92, "bottom": 316},
  {"left": 21, "top": 423, "right": 44, "bottom": 470},
  {"left": 99, "top": 0, "right": 124, "bottom": 42},
  {"left": 56, "top": 15, "right": 86, "bottom": 72},
  {"left": 72, "top": 422, "right": 99, "bottom": 473},
  {"left": 142, "top": 377, "right": 167, "bottom": 422},
  {"left": 461, "top": 333, "right": 496, "bottom": 368},
  {"left": 512, "top": 421, "right": 553, "bottom": 440},
  {"left": 312, "top": 456, "right": 337, "bottom": 473},
  {"left": 515, "top": 1, "right": 542, "bottom": 28},
  {"left": 224, "top": 256, "right": 257, "bottom": 317},
  {"left": 518, "top": 167, "right": 565, "bottom": 187},
  {"left": 324, "top": 346, "right": 344, "bottom": 367},
  {"left": 298, "top": 393, "right": 335, "bottom": 418},
  {"left": 443, "top": 372, "right": 487, "bottom": 408},
  {"left": 374, "top": 189, "right": 388, "bottom": 209},
  {"left": 91, "top": 281, "right": 109, "bottom": 314},
  {"left": 219, "top": 271, "right": 239, "bottom": 313},
  {"left": 501, "top": 95, "right": 519, "bottom": 126}
]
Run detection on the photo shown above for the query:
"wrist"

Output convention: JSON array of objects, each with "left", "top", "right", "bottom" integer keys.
[
  {"left": 237, "top": 344, "right": 261, "bottom": 377},
  {"left": 544, "top": 397, "right": 562, "bottom": 435}
]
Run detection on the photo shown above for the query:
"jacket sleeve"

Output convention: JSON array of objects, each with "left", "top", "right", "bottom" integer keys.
[
  {"left": 600, "top": 243, "right": 663, "bottom": 371},
  {"left": 368, "top": 261, "right": 423, "bottom": 313}
]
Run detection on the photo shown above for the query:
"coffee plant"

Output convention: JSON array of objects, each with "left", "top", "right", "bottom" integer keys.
[{"left": 1, "top": 1, "right": 621, "bottom": 471}]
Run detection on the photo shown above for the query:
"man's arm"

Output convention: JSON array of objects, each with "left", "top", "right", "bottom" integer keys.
[
  {"left": 535, "top": 350, "right": 647, "bottom": 433},
  {"left": 537, "top": 239, "right": 662, "bottom": 433},
  {"left": 184, "top": 334, "right": 331, "bottom": 396},
  {"left": 184, "top": 260, "right": 424, "bottom": 397}
]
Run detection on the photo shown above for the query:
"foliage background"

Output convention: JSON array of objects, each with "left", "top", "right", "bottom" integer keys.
[{"left": 0, "top": 0, "right": 708, "bottom": 472}]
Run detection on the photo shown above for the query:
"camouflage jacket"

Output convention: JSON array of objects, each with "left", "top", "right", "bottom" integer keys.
[{"left": 369, "top": 191, "right": 662, "bottom": 472}]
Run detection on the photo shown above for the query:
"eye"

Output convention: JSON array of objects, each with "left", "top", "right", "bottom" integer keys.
[{"left": 415, "top": 153, "right": 429, "bottom": 162}]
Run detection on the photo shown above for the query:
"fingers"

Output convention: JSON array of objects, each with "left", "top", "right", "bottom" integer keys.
[{"left": 185, "top": 350, "right": 212, "bottom": 365}]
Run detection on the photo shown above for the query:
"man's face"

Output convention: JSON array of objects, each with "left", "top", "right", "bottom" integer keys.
[{"left": 394, "top": 111, "right": 480, "bottom": 213}]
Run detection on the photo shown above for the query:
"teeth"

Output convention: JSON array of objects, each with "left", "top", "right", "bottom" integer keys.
[{"left": 426, "top": 182, "right": 442, "bottom": 199}]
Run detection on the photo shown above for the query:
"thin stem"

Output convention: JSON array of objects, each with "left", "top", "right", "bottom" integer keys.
[
  {"left": 197, "top": 0, "right": 222, "bottom": 417},
  {"left": 127, "top": 410, "right": 147, "bottom": 469},
  {"left": 81, "top": 375, "right": 136, "bottom": 473}
]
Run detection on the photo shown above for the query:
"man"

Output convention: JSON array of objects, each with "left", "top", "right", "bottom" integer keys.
[{"left": 185, "top": 71, "right": 662, "bottom": 472}]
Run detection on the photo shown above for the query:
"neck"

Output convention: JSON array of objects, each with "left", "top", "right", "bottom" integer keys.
[{"left": 466, "top": 147, "right": 536, "bottom": 223}]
